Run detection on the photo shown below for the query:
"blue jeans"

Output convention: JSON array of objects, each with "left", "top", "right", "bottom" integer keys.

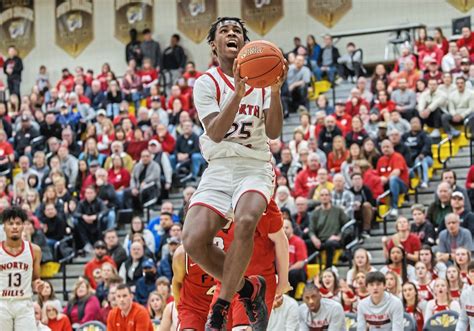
[
  {"left": 169, "top": 152, "right": 205, "bottom": 177},
  {"left": 105, "top": 210, "right": 116, "bottom": 230},
  {"left": 314, "top": 65, "right": 337, "bottom": 82},
  {"left": 389, "top": 176, "right": 407, "bottom": 208},
  {"left": 107, "top": 103, "right": 120, "bottom": 117},
  {"left": 410, "top": 156, "right": 433, "bottom": 184}
]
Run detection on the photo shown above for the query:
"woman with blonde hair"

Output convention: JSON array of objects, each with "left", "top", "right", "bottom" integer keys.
[
  {"left": 13, "top": 177, "right": 28, "bottom": 205},
  {"left": 95, "top": 262, "right": 119, "bottom": 304},
  {"left": 424, "top": 278, "right": 460, "bottom": 321},
  {"left": 346, "top": 248, "right": 376, "bottom": 286},
  {"left": 63, "top": 278, "right": 100, "bottom": 326},
  {"left": 446, "top": 265, "right": 464, "bottom": 301},
  {"left": 296, "top": 111, "right": 315, "bottom": 141},
  {"left": 147, "top": 291, "right": 166, "bottom": 321},
  {"left": 327, "top": 135, "right": 349, "bottom": 175},
  {"left": 414, "top": 261, "right": 434, "bottom": 302},
  {"left": 385, "top": 271, "right": 402, "bottom": 297},
  {"left": 454, "top": 246, "right": 471, "bottom": 283},
  {"left": 98, "top": 118, "right": 115, "bottom": 153},
  {"left": 275, "top": 185, "right": 296, "bottom": 214},
  {"left": 382, "top": 216, "right": 421, "bottom": 264},
  {"left": 288, "top": 128, "right": 308, "bottom": 161},
  {"left": 79, "top": 137, "right": 106, "bottom": 166},
  {"left": 44, "top": 300, "right": 72, "bottom": 331}
]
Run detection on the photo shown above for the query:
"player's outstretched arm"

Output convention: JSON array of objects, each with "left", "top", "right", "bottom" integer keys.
[
  {"left": 268, "top": 228, "right": 291, "bottom": 295},
  {"left": 263, "top": 61, "right": 288, "bottom": 139},
  {"left": 171, "top": 245, "right": 186, "bottom": 305},
  {"left": 31, "top": 243, "right": 44, "bottom": 293},
  {"left": 199, "top": 60, "right": 248, "bottom": 143}
]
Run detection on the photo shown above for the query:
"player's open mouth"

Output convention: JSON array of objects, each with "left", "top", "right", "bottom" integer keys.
[{"left": 226, "top": 40, "right": 238, "bottom": 51}]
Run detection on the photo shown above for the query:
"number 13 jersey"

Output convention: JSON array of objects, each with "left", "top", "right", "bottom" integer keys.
[
  {"left": 0, "top": 240, "right": 33, "bottom": 300},
  {"left": 193, "top": 67, "right": 272, "bottom": 162}
]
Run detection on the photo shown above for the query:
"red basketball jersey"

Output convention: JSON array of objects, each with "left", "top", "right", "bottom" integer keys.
[{"left": 178, "top": 254, "right": 216, "bottom": 315}]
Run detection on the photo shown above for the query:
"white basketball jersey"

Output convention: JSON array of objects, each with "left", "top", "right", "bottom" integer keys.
[
  {"left": 193, "top": 67, "right": 272, "bottom": 162},
  {"left": 0, "top": 240, "right": 33, "bottom": 300}
]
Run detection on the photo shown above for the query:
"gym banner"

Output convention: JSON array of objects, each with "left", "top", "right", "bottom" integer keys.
[
  {"left": 446, "top": 0, "right": 474, "bottom": 13},
  {"left": 308, "top": 0, "right": 352, "bottom": 28},
  {"left": 241, "top": 0, "right": 283, "bottom": 36},
  {"left": 0, "top": 0, "right": 35, "bottom": 57},
  {"left": 55, "top": 0, "right": 94, "bottom": 57},
  {"left": 115, "top": 0, "right": 154, "bottom": 44},
  {"left": 177, "top": 0, "right": 217, "bottom": 44}
]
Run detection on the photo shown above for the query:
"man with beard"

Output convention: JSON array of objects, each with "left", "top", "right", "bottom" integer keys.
[
  {"left": 158, "top": 237, "right": 180, "bottom": 281},
  {"left": 135, "top": 258, "right": 159, "bottom": 305},
  {"left": 84, "top": 240, "right": 116, "bottom": 289},
  {"left": 318, "top": 115, "right": 342, "bottom": 154},
  {"left": 104, "top": 229, "right": 127, "bottom": 269}
]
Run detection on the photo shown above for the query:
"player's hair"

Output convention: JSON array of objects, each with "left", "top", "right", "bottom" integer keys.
[
  {"left": 206, "top": 17, "right": 250, "bottom": 44},
  {"left": 1, "top": 206, "right": 28, "bottom": 224},
  {"left": 365, "top": 271, "right": 386, "bottom": 286},
  {"left": 116, "top": 283, "right": 132, "bottom": 293},
  {"left": 303, "top": 282, "right": 319, "bottom": 293}
]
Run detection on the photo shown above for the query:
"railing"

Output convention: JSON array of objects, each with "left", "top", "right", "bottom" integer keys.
[
  {"left": 437, "top": 136, "right": 453, "bottom": 168},
  {"left": 409, "top": 161, "right": 423, "bottom": 203},
  {"left": 53, "top": 235, "right": 76, "bottom": 301},
  {"left": 376, "top": 190, "right": 392, "bottom": 235},
  {"left": 464, "top": 117, "right": 474, "bottom": 165}
]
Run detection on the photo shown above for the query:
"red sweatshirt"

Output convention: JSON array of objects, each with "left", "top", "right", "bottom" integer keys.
[
  {"left": 363, "top": 169, "right": 384, "bottom": 199},
  {"left": 457, "top": 32, "right": 474, "bottom": 55},
  {"left": 293, "top": 168, "right": 319, "bottom": 198},
  {"left": 154, "top": 132, "right": 176, "bottom": 154},
  {"left": 466, "top": 165, "right": 474, "bottom": 190}
]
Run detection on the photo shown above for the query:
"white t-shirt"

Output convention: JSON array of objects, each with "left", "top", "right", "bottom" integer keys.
[
  {"left": 298, "top": 298, "right": 345, "bottom": 331},
  {"left": 193, "top": 67, "right": 272, "bottom": 162}
]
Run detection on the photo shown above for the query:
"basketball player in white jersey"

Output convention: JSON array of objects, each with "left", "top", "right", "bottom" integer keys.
[
  {"left": 181, "top": 17, "right": 287, "bottom": 331},
  {"left": 0, "top": 206, "right": 43, "bottom": 329}
]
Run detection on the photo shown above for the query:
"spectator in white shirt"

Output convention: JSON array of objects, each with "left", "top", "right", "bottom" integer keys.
[
  {"left": 442, "top": 41, "right": 459, "bottom": 73},
  {"left": 267, "top": 294, "right": 299, "bottom": 331},
  {"left": 442, "top": 76, "right": 474, "bottom": 137}
]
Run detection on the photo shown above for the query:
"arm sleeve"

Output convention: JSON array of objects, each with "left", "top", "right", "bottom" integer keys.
[
  {"left": 456, "top": 293, "right": 469, "bottom": 331},
  {"left": 136, "top": 308, "right": 153, "bottom": 330},
  {"left": 391, "top": 299, "right": 405, "bottom": 331},
  {"left": 263, "top": 87, "right": 271, "bottom": 109},
  {"left": 356, "top": 304, "right": 367, "bottom": 331},
  {"left": 329, "top": 303, "right": 345, "bottom": 331},
  {"left": 298, "top": 306, "right": 310, "bottom": 331},
  {"left": 286, "top": 300, "right": 300, "bottom": 331},
  {"left": 193, "top": 76, "right": 220, "bottom": 121}
]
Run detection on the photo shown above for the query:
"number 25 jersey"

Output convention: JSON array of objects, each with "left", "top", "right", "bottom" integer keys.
[
  {"left": 0, "top": 240, "right": 33, "bottom": 300},
  {"left": 193, "top": 67, "right": 272, "bottom": 162}
]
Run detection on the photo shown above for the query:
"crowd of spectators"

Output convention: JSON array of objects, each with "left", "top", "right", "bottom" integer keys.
[{"left": 0, "top": 24, "right": 474, "bottom": 330}]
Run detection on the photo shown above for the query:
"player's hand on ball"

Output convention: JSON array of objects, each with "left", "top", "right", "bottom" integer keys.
[
  {"left": 233, "top": 59, "right": 248, "bottom": 98},
  {"left": 276, "top": 281, "right": 293, "bottom": 295},
  {"left": 271, "top": 59, "right": 288, "bottom": 93},
  {"left": 33, "top": 279, "right": 45, "bottom": 293}
]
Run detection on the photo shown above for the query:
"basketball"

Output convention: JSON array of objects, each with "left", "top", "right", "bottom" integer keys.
[{"left": 237, "top": 40, "right": 285, "bottom": 88}]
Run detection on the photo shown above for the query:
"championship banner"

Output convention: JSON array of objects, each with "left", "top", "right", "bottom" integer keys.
[
  {"left": 241, "top": 0, "right": 283, "bottom": 36},
  {"left": 308, "top": 0, "right": 352, "bottom": 28},
  {"left": 115, "top": 0, "right": 154, "bottom": 44},
  {"left": 446, "top": 0, "right": 474, "bottom": 13},
  {"left": 177, "top": 0, "right": 217, "bottom": 44},
  {"left": 55, "top": 0, "right": 94, "bottom": 58},
  {"left": 0, "top": 0, "right": 35, "bottom": 57}
]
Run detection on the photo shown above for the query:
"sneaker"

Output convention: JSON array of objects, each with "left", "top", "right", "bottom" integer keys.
[
  {"left": 361, "top": 231, "right": 371, "bottom": 239},
  {"left": 205, "top": 305, "right": 228, "bottom": 331},
  {"left": 429, "top": 129, "right": 441, "bottom": 138},
  {"left": 420, "top": 182, "right": 428, "bottom": 189},
  {"left": 239, "top": 276, "right": 268, "bottom": 331},
  {"left": 449, "top": 129, "right": 461, "bottom": 138},
  {"left": 389, "top": 208, "right": 399, "bottom": 218}
]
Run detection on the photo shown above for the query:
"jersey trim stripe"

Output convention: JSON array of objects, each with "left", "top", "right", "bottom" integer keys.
[
  {"left": 203, "top": 72, "right": 221, "bottom": 105},
  {"left": 188, "top": 202, "right": 227, "bottom": 220},
  {"left": 185, "top": 253, "right": 189, "bottom": 275},
  {"left": 1, "top": 240, "right": 25, "bottom": 257},
  {"left": 28, "top": 242, "right": 34, "bottom": 263},
  {"left": 216, "top": 67, "right": 254, "bottom": 96}
]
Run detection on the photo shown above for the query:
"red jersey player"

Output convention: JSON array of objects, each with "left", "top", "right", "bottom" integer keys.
[
  {"left": 211, "top": 199, "right": 290, "bottom": 329},
  {"left": 173, "top": 244, "right": 217, "bottom": 331}
]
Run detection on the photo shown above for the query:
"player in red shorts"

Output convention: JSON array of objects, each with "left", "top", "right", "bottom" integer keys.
[
  {"left": 172, "top": 244, "right": 217, "bottom": 331},
  {"left": 211, "top": 199, "right": 291, "bottom": 329}
]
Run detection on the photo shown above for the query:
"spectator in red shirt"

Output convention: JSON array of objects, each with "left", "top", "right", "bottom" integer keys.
[
  {"left": 56, "top": 68, "right": 75, "bottom": 92},
  {"left": 283, "top": 219, "right": 307, "bottom": 297},
  {"left": 423, "top": 59, "right": 443, "bottom": 84},
  {"left": 382, "top": 216, "right": 421, "bottom": 264},
  {"left": 374, "top": 90, "right": 396, "bottom": 122},
  {"left": 154, "top": 123, "right": 176, "bottom": 155},
  {"left": 376, "top": 139, "right": 409, "bottom": 217},
  {"left": 418, "top": 36, "right": 444, "bottom": 71},
  {"left": 434, "top": 27, "right": 449, "bottom": 55},
  {"left": 327, "top": 135, "right": 349, "bottom": 175},
  {"left": 84, "top": 240, "right": 117, "bottom": 289},
  {"left": 466, "top": 164, "right": 474, "bottom": 207},
  {"left": 74, "top": 84, "right": 91, "bottom": 105},
  {"left": 293, "top": 152, "right": 320, "bottom": 198},
  {"left": 0, "top": 129, "right": 14, "bottom": 174},
  {"left": 138, "top": 58, "right": 158, "bottom": 94},
  {"left": 457, "top": 27, "right": 474, "bottom": 56},
  {"left": 334, "top": 102, "right": 352, "bottom": 135},
  {"left": 182, "top": 61, "right": 202, "bottom": 88},
  {"left": 345, "top": 88, "right": 369, "bottom": 117},
  {"left": 97, "top": 63, "right": 111, "bottom": 91}
]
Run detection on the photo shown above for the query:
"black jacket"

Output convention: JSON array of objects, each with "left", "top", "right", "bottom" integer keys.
[
  {"left": 89, "top": 91, "right": 107, "bottom": 110},
  {"left": 97, "top": 183, "right": 118, "bottom": 209},
  {"left": 410, "top": 221, "right": 436, "bottom": 246},
  {"left": 108, "top": 244, "right": 127, "bottom": 269},
  {"left": 318, "top": 126, "right": 343, "bottom": 154},
  {"left": 75, "top": 198, "right": 106, "bottom": 219},
  {"left": 162, "top": 45, "right": 186, "bottom": 70},
  {"left": 3, "top": 56, "right": 23, "bottom": 81},
  {"left": 175, "top": 133, "right": 200, "bottom": 156},
  {"left": 40, "top": 122, "right": 63, "bottom": 140},
  {"left": 43, "top": 215, "right": 68, "bottom": 241},
  {"left": 394, "top": 143, "right": 413, "bottom": 167},
  {"left": 402, "top": 130, "right": 432, "bottom": 162},
  {"left": 350, "top": 185, "right": 375, "bottom": 206},
  {"left": 317, "top": 46, "right": 340, "bottom": 67}
]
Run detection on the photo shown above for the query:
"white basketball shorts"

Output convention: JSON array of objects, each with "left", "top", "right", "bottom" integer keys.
[{"left": 0, "top": 298, "right": 35, "bottom": 329}]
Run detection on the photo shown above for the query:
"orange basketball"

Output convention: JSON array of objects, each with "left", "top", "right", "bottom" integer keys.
[{"left": 237, "top": 40, "right": 285, "bottom": 88}]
